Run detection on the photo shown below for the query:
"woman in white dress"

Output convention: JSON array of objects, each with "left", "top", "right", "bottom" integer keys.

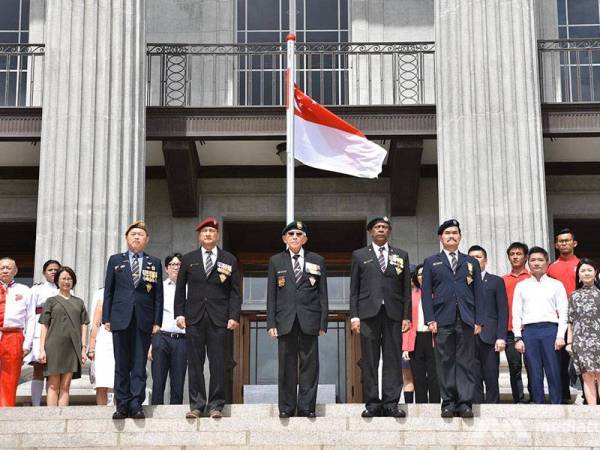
[
  {"left": 87, "top": 288, "right": 115, "bottom": 405},
  {"left": 24, "top": 259, "right": 60, "bottom": 406}
]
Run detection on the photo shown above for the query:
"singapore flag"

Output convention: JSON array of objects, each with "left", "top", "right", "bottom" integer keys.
[{"left": 293, "top": 87, "right": 387, "bottom": 178}]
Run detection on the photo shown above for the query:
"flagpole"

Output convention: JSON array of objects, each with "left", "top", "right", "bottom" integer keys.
[{"left": 285, "top": 0, "right": 296, "bottom": 224}]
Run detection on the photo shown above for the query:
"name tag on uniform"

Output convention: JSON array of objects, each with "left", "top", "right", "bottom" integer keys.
[
  {"left": 363, "top": 259, "right": 373, "bottom": 264},
  {"left": 433, "top": 261, "right": 443, "bottom": 266}
]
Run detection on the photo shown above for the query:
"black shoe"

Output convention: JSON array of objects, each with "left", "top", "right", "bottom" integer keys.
[
  {"left": 441, "top": 408, "right": 454, "bottom": 418},
  {"left": 186, "top": 409, "right": 203, "bottom": 419},
  {"left": 457, "top": 406, "right": 473, "bottom": 418},
  {"left": 382, "top": 406, "right": 406, "bottom": 418},
  {"left": 297, "top": 410, "right": 316, "bottom": 418},
  {"left": 112, "top": 410, "right": 128, "bottom": 420},
  {"left": 279, "top": 411, "right": 293, "bottom": 419},
  {"left": 131, "top": 409, "right": 145, "bottom": 419},
  {"left": 361, "top": 408, "right": 381, "bottom": 418}
]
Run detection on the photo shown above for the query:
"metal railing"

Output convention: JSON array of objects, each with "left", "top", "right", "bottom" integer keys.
[
  {"left": 0, "top": 44, "right": 45, "bottom": 107},
  {"left": 539, "top": 39, "right": 600, "bottom": 103},
  {"left": 146, "top": 42, "right": 436, "bottom": 107}
]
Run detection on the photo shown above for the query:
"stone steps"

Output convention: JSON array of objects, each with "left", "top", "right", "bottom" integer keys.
[{"left": 1, "top": 404, "right": 599, "bottom": 449}]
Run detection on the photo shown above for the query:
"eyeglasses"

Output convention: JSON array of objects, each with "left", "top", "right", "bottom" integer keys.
[{"left": 287, "top": 231, "right": 304, "bottom": 237}]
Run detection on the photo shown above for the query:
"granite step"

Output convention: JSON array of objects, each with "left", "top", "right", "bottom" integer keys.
[{"left": 1, "top": 404, "right": 599, "bottom": 449}]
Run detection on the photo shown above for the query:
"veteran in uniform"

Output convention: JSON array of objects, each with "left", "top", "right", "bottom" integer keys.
[
  {"left": 421, "top": 219, "right": 485, "bottom": 418},
  {"left": 0, "top": 257, "right": 34, "bottom": 407},
  {"left": 349, "top": 216, "right": 411, "bottom": 418},
  {"left": 267, "top": 221, "right": 328, "bottom": 418},
  {"left": 174, "top": 217, "right": 241, "bottom": 419},
  {"left": 103, "top": 221, "right": 164, "bottom": 420}
]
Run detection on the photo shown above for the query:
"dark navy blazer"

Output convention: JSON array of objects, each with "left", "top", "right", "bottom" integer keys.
[
  {"left": 421, "top": 251, "right": 485, "bottom": 328},
  {"left": 102, "top": 252, "right": 164, "bottom": 332},
  {"left": 479, "top": 272, "right": 508, "bottom": 345}
]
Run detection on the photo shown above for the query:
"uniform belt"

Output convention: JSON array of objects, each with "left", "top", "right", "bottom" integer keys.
[
  {"left": 160, "top": 331, "right": 185, "bottom": 339},
  {"left": 0, "top": 327, "right": 23, "bottom": 332},
  {"left": 35, "top": 306, "right": 43, "bottom": 314}
]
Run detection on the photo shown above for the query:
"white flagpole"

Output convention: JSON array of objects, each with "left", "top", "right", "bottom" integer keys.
[{"left": 285, "top": 0, "right": 296, "bottom": 224}]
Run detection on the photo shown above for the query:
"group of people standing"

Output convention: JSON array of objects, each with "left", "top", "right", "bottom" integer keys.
[{"left": 0, "top": 216, "right": 599, "bottom": 419}]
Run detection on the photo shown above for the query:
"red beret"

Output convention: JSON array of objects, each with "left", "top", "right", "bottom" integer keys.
[{"left": 196, "top": 217, "right": 219, "bottom": 232}]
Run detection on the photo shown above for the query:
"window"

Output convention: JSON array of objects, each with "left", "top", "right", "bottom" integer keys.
[
  {"left": 557, "top": 0, "right": 600, "bottom": 101},
  {"left": 0, "top": 0, "right": 30, "bottom": 106},
  {"left": 237, "top": 0, "right": 349, "bottom": 105}
]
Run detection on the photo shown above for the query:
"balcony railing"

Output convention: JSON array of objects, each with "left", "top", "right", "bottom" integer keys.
[
  {"left": 146, "top": 42, "right": 436, "bottom": 107},
  {"left": 4, "top": 40, "right": 600, "bottom": 110},
  {"left": 539, "top": 39, "right": 600, "bottom": 103},
  {"left": 0, "top": 44, "right": 45, "bottom": 107}
]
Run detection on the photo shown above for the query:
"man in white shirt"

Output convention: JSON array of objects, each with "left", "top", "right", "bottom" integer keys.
[
  {"left": 150, "top": 253, "right": 186, "bottom": 405},
  {"left": 0, "top": 257, "right": 34, "bottom": 406},
  {"left": 512, "top": 246, "right": 568, "bottom": 404}
]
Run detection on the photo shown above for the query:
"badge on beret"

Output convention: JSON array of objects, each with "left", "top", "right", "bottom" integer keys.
[
  {"left": 297, "top": 222, "right": 303, "bottom": 230},
  {"left": 277, "top": 275, "right": 286, "bottom": 287}
]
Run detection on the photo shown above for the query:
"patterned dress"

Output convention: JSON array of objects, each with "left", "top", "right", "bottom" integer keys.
[{"left": 568, "top": 285, "right": 600, "bottom": 374}]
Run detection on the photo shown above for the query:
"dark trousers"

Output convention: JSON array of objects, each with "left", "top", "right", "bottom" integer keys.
[
  {"left": 506, "top": 331, "right": 528, "bottom": 403},
  {"left": 523, "top": 322, "right": 561, "bottom": 404},
  {"left": 278, "top": 318, "right": 319, "bottom": 414},
  {"left": 559, "top": 330, "right": 572, "bottom": 402},
  {"left": 151, "top": 332, "right": 187, "bottom": 405},
  {"left": 434, "top": 315, "right": 475, "bottom": 411},
  {"left": 360, "top": 305, "right": 403, "bottom": 411},
  {"left": 473, "top": 335, "right": 500, "bottom": 403},
  {"left": 186, "top": 314, "right": 227, "bottom": 412},
  {"left": 112, "top": 314, "right": 152, "bottom": 413},
  {"left": 409, "top": 331, "right": 440, "bottom": 404}
]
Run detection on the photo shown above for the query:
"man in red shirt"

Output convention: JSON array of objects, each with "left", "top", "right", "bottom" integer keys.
[
  {"left": 547, "top": 228, "right": 579, "bottom": 403},
  {"left": 502, "top": 242, "right": 531, "bottom": 403}
]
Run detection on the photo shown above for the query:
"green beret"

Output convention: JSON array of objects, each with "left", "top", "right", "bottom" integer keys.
[{"left": 282, "top": 221, "right": 308, "bottom": 236}]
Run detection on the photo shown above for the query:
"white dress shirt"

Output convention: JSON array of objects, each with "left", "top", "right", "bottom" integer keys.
[
  {"left": 372, "top": 242, "right": 389, "bottom": 270},
  {"left": 443, "top": 248, "right": 459, "bottom": 267},
  {"left": 417, "top": 301, "right": 429, "bottom": 332},
  {"left": 512, "top": 274, "right": 568, "bottom": 339},
  {"left": 161, "top": 279, "right": 184, "bottom": 334},
  {"left": 289, "top": 247, "right": 305, "bottom": 270},
  {"left": 0, "top": 282, "right": 35, "bottom": 351}
]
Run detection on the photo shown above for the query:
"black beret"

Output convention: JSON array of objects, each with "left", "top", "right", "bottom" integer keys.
[
  {"left": 282, "top": 221, "right": 308, "bottom": 236},
  {"left": 367, "top": 216, "right": 391, "bottom": 230},
  {"left": 437, "top": 219, "right": 461, "bottom": 235}
]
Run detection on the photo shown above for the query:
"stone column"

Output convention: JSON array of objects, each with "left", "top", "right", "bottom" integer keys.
[
  {"left": 35, "top": 0, "right": 146, "bottom": 305},
  {"left": 435, "top": 0, "right": 548, "bottom": 273}
]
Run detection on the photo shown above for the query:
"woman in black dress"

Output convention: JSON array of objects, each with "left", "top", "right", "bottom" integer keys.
[{"left": 38, "top": 267, "right": 89, "bottom": 406}]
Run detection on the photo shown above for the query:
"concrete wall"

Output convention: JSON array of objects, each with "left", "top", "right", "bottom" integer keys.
[
  {"left": 350, "top": 0, "right": 435, "bottom": 104},
  {"left": 146, "top": 0, "right": 235, "bottom": 106},
  {"left": 0, "top": 180, "right": 38, "bottom": 221}
]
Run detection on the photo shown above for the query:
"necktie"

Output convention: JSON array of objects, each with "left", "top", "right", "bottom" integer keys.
[
  {"left": 450, "top": 252, "right": 457, "bottom": 274},
  {"left": 0, "top": 284, "right": 6, "bottom": 328},
  {"left": 378, "top": 247, "right": 386, "bottom": 272},
  {"left": 132, "top": 253, "right": 140, "bottom": 286},
  {"left": 205, "top": 251, "right": 213, "bottom": 276},
  {"left": 293, "top": 254, "right": 302, "bottom": 284}
]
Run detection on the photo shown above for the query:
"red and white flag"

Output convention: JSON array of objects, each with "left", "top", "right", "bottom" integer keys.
[{"left": 293, "top": 87, "right": 387, "bottom": 178}]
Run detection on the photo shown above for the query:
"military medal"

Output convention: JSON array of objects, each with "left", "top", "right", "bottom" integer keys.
[
  {"left": 467, "top": 262, "right": 474, "bottom": 285},
  {"left": 217, "top": 262, "right": 232, "bottom": 284},
  {"left": 277, "top": 275, "right": 286, "bottom": 287},
  {"left": 389, "top": 255, "right": 404, "bottom": 275},
  {"left": 309, "top": 276, "right": 317, "bottom": 286},
  {"left": 219, "top": 274, "right": 227, "bottom": 283},
  {"left": 146, "top": 283, "right": 152, "bottom": 292}
]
